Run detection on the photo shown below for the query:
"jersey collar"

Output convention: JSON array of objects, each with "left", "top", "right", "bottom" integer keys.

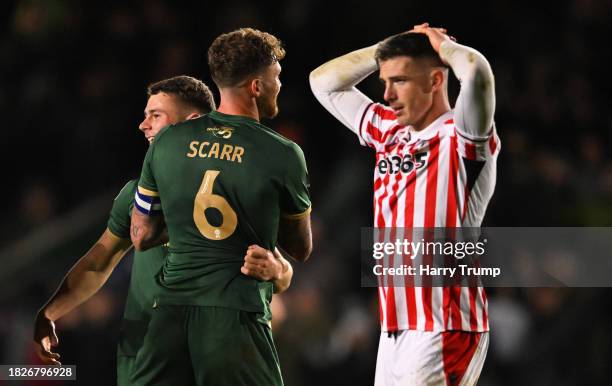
[
  {"left": 209, "top": 110, "right": 259, "bottom": 124},
  {"left": 409, "top": 110, "right": 453, "bottom": 141}
]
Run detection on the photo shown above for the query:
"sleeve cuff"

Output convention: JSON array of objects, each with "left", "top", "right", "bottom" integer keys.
[
  {"left": 455, "top": 125, "right": 494, "bottom": 143},
  {"left": 282, "top": 206, "right": 312, "bottom": 220}
]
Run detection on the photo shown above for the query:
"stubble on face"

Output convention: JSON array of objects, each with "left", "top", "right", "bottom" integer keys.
[{"left": 256, "top": 62, "right": 281, "bottom": 119}]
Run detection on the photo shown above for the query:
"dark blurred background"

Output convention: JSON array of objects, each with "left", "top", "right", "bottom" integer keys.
[{"left": 1, "top": 0, "right": 611, "bottom": 385}]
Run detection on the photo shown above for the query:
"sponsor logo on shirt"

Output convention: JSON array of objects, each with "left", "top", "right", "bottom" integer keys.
[{"left": 207, "top": 126, "right": 234, "bottom": 139}]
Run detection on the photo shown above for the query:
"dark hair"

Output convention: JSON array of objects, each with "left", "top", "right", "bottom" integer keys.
[
  {"left": 207, "top": 28, "right": 285, "bottom": 87},
  {"left": 147, "top": 75, "right": 216, "bottom": 114},
  {"left": 375, "top": 33, "right": 446, "bottom": 67}
]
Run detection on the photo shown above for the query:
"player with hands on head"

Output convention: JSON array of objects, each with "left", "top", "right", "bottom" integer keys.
[{"left": 310, "top": 23, "right": 498, "bottom": 386}]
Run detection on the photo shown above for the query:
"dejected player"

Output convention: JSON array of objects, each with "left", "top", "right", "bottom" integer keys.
[
  {"left": 33, "top": 75, "right": 294, "bottom": 386},
  {"left": 130, "top": 29, "right": 312, "bottom": 386},
  {"left": 310, "top": 23, "right": 499, "bottom": 385}
]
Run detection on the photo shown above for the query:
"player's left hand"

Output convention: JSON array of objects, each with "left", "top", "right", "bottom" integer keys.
[
  {"left": 241, "top": 245, "right": 283, "bottom": 281},
  {"left": 410, "top": 22, "right": 455, "bottom": 55},
  {"left": 33, "top": 312, "right": 61, "bottom": 366}
]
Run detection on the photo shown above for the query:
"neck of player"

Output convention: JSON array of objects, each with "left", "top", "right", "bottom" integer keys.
[
  {"left": 217, "top": 88, "right": 261, "bottom": 122},
  {"left": 414, "top": 92, "right": 451, "bottom": 132}
]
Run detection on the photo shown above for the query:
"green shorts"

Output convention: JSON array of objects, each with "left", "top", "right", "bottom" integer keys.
[
  {"left": 127, "top": 305, "right": 282, "bottom": 386},
  {"left": 116, "top": 313, "right": 155, "bottom": 386}
]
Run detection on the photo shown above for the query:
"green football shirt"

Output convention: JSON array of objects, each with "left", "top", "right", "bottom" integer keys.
[
  {"left": 108, "top": 179, "right": 166, "bottom": 356},
  {"left": 137, "top": 110, "right": 311, "bottom": 314}
]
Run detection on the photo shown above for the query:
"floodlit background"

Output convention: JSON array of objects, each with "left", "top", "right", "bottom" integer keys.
[{"left": 1, "top": 0, "right": 611, "bottom": 385}]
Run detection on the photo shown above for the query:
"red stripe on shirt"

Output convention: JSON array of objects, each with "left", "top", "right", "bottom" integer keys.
[
  {"left": 469, "top": 287, "right": 478, "bottom": 330},
  {"left": 448, "top": 134, "right": 465, "bottom": 330},
  {"left": 368, "top": 125, "right": 404, "bottom": 152},
  {"left": 375, "top": 172, "right": 397, "bottom": 331},
  {"left": 481, "top": 289, "right": 488, "bottom": 331},
  {"left": 375, "top": 230, "right": 386, "bottom": 325},
  {"left": 385, "top": 161, "right": 404, "bottom": 332},
  {"left": 381, "top": 124, "right": 402, "bottom": 143},
  {"left": 373, "top": 175, "right": 383, "bottom": 191},
  {"left": 385, "top": 287, "right": 398, "bottom": 331},
  {"left": 446, "top": 135, "right": 459, "bottom": 227},
  {"left": 385, "top": 228, "right": 398, "bottom": 332},
  {"left": 376, "top": 173, "right": 391, "bottom": 227},
  {"left": 366, "top": 122, "right": 385, "bottom": 144},
  {"left": 388, "top": 147, "right": 405, "bottom": 225},
  {"left": 444, "top": 136, "right": 460, "bottom": 329},
  {"left": 424, "top": 136, "right": 440, "bottom": 227},
  {"left": 386, "top": 226, "right": 398, "bottom": 331},
  {"left": 373, "top": 104, "right": 397, "bottom": 121},
  {"left": 378, "top": 288, "right": 384, "bottom": 326},
  {"left": 422, "top": 135, "right": 440, "bottom": 331},
  {"left": 402, "top": 143, "right": 418, "bottom": 329},
  {"left": 451, "top": 287, "right": 463, "bottom": 330}
]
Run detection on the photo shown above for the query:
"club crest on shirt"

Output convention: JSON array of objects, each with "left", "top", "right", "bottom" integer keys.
[
  {"left": 401, "top": 127, "right": 412, "bottom": 143},
  {"left": 390, "top": 127, "right": 410, "bottom": 144},
  {"left": 207, "top": 126, "right": 234, "bottom": 139}
]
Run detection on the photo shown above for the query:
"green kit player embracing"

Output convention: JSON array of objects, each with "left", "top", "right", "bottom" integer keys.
[
  {"left": 33, "top": 76, "right": 295, "bottom": 386},
  {"left": 130, "top": 28, "right": 313, "bottom": 386}
]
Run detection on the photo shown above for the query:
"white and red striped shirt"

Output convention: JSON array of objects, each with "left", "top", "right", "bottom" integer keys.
[
  {"left": 356, "top": 103, "right": 500, "bottom": 333},
  {"left": 310, "top": 39, "right": 498, "bottom": 334}
]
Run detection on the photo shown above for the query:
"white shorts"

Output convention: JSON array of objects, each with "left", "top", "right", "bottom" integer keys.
[{"left": 374, "top": 330, "right": 488, "bottom": 386}]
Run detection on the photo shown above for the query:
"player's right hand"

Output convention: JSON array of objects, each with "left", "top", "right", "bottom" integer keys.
[
  {"left": 409, "top": 22, "right": 454, "bottom": 55},
  {"left": 241, "top": 245, "right": 283, "bottom": 282},
  {"left": 33, "top": 311, "right": 61, "bottom": 365}
]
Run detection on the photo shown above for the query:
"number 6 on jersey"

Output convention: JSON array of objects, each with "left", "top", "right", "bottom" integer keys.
[{"left": 193, "top": 170, "right": 238, "bottom": 240}]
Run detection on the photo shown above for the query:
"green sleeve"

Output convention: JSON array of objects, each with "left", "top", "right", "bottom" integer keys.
[
  {"left": 280, "top": 142, "right": 312, "bottom": 218},
  {"left": 107, "top": 179, "right": 138, "bottom": 238}
]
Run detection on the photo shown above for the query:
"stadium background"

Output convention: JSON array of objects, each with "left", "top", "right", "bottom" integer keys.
[{"left": 1, "top": 0, "right": 611, "bottom": 384}]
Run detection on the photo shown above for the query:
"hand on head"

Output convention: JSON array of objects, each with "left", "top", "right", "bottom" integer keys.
[{"left": 409, "top": 22, "right": 456, "bottom": 53}]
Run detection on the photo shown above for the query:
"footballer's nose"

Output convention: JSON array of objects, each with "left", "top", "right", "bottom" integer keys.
[
  {"left": 139, "top": 117, "right": 150, "bottom": 132},
  {"left": 383, "top": 86, "right": 396, "bottom": 103}
]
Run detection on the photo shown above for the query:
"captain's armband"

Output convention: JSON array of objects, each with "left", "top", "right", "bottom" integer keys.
[{"left": 134, "top": 187, "right": 162, "bottom": 215}]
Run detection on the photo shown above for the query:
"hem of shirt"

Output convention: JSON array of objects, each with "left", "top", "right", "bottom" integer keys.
[{"left": 153, "top": 298, "right": 266, "bottom": 314}]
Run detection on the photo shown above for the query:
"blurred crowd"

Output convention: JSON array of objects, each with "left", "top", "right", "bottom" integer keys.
[{"left": 1, "top": 0, "right": 611, "bottom": 385}]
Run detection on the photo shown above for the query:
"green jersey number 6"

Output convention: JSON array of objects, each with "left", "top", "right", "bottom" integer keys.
[{"left": 193, "top": 170, "right": 237, "bottom": 240}]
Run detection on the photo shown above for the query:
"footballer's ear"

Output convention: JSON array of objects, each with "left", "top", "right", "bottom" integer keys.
[
  {"left": 248, "top": 78, "right": 263, "bottom": 97},
  {"left": 185, "top": 112, "right": 201, "bottom": 120},
  {"left": 430, "top": 68, "right": 445, "bottom": 92}
]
